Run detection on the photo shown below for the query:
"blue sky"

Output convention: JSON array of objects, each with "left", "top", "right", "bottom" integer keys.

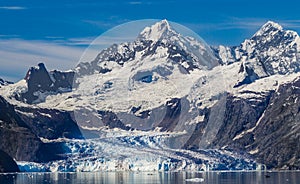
[{"left": 1, "top": 0, "right": 300, "bottom": 81}]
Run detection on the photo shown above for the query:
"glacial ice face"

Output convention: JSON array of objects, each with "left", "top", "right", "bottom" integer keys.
[{"left": 18, "top": 129, "right": 258, "bottom": 172}]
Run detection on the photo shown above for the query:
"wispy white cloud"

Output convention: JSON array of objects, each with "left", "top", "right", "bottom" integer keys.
[
  {"left": 0, "top": 6, "right": 26, "bottom": 10},
  {"left": 43, "top": 36, "right": 95, "bottom": 46},
  {"left": 0, "top": 33, "right": 140, "bottom": 81},
  {"left": 127, "top": 1, "right": 175, "bottom": 5},
  {"left": 0, "top": 34, "right": 141, "bottom": 81},
  {"left": 78, "top": 35, "right": 138, "bottom": 62},
  {"left": 185, "top": 18, "right": 267, "bottom": 32},
  {"left": 83, "top": 18, "right": 130, "bottom": 30},
  {"left": 66, "top": 37, "right": 97, "bottom": 46},
  {"left": 83, "top": 20, "right": 115, "bottom": 28},
  {"left": 128, "top": 1, "right": 143, "bottom": 5},
  {"left": 0, "top": 39, "right": 86, "bottom": 81},
  {"left": 45, "top": 36, "right": 65, "bottom": 39},
  {"left": 90, "top": 35, "right": 136, "bottom": 45},
  {"left": 278, "top": 20, "right": 300, "bottom": 29},
  {"left": 225, "top": 18, "right": 300, "bottom": 30},
  {"left": 0, "top": 34, "right": 19, "bottom": 38},
  {"left": 83, "top": 17, "right": 131, "bottom": 29},
  {"left": 185, "top": 17, "right": 300, "bottom": 33},
  {"left": 43, "top": 35, "right": 136, "bottom": 47}
]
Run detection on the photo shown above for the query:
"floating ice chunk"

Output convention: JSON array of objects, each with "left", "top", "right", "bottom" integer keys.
[{"left": 186, "top": 177, "right": 204, "bottom": 182}]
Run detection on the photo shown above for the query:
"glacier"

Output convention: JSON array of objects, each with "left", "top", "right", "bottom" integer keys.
[{"left": 17, "top": 129, "right": 259, "bottom": 172}]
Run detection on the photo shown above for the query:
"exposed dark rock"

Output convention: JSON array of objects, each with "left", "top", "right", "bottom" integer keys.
[
  {"left": 16, "top": 107, "right": 83, "bottom": 140},
  {"left": 0, "top": 149, "right": 19, "bottom": 173},
  {"left": 50, "top": 70, "right": 74, "bottom": 91},
  {"left": 183, "top": 108, "right": 210, "bottom": 149},
  {"left": 234, "top": 66, "right": 260, "bottom": 88},
  {"left": 130, "top": 106, "right": 151, "bottom": 119},
  {"left": 136, "top": 110, "right": 151, "bottom": 119},
  {"left": 24, "top": 63, "right": 53, "bottom": 93},
  {"left": 0, "top": 95, "right": 43, "bottom": 161},
  {"left": 0, "top": 95, "right": 78, "bottom": 162},
  {"left": 0, "top": 78, "right": 13, "bottom": 87},
  {"left": 130, "top": 106, "right": 141, "bottom": 114},
  {"left": 97, "top": 110, "right": 130, "bottom": 130},
  {"left": 184, "top": 78, "right": 300, "bottom": 169},
  {"left": 157, "top": 98, "right": 181, "bottom": 132},
  {"left": 247, "top": 77, "right": 300, "bottom": 169},
  {"left": 211, "top": 92, "right": 272, "bottom": 150},
  {"left": 181, "top": 90, "right": 295, "bottom": 168},
  {"left": 18, "top": 63, "right": 74, "bottom": 104}
]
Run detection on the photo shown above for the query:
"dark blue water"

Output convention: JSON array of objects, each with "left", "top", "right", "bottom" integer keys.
[{"left": 0, "top": 171, "right": 299, "bottom": 184}]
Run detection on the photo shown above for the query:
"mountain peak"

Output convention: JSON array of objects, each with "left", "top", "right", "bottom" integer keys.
[
  {"left": 138, "top": 19, "right": 177, "bottom": 42},
  {"left": 158, "top": 19, "right": 170, "bottom": 28},
  {"left": 254, "top": 21, "right": 283, "bottom": 37},
  {"left": 25, "top": 63, "right": 48, "bottom": 81},
  {"left": 263, "top": 21, "right": 282, "bottom": 29}
]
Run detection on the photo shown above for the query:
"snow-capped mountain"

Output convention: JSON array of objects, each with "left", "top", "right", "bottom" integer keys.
[
  {"left": 213, "top": 21, "right": 300, "bottom": 87},
  {"left": 0, "top": 20, "right": 300, "bottom": 171},
  {"left": 76, "top": 19, "right": 219, "bottom": 77},
  {"left": 65, "top": 20, "right": 223, "bottom": 133}
]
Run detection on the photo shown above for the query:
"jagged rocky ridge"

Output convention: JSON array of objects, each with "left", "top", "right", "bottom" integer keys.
[
  {"left": 213, "top": 21, "right": 300, "bottom": 87},
  {"left": 0, "top": 78, "right": 13, "bottom": 87},
  {"left": 76, "top": 19, "right": 218, "bottom": 76},
  {"left": 16, "top": 63, "right": 75, "bottom": 104},
  {"left": 0, "top": 20, "right": 300, "bottom": 171}
]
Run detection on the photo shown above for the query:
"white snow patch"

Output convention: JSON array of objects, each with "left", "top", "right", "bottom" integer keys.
[
  {"left": 15, "top": 109, "right": 35, "bottom": 118},
  {"left": 249, "top": 148, "right": 259, "bottom": 155},
  {"left": 233, "top": 127, "right": 255, "bottom": 141},
  {"left": 39, "top": 112, "right": 52, "bottom": 118},
  {"left": 195, "top": 115, "right": 205, "bottom": 122}
]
